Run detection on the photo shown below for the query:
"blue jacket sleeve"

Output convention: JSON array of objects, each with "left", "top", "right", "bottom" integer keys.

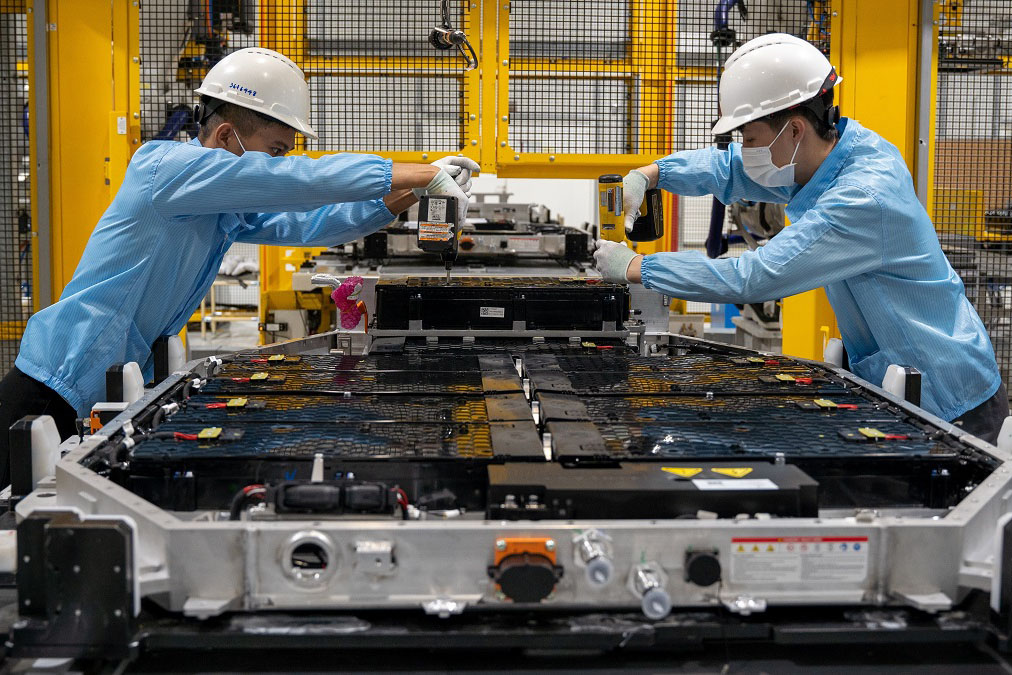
[
  {"left": 655, "top": 145, "right": 797, "bottom": 205},
  {"left": 149, "top": 144, "right": 393, "bottom": 218},
  {"left": 235, "top": 199, "right": 395, "bottom": 246},
  {"left": 640, "top": 183, "right": 885, "bottom": 304}
]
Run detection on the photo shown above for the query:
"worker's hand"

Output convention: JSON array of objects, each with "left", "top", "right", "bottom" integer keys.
[
  {"left": 413, "top": 156, "right": 480, "bottom": 198},
  {"left": 594, "top": 240, "right": 641, "bottom": 284},
  {"left": 418, "top": 168, "right": 470, "bottom": 225},
  {"left": 622, "top": 169, "right": 650, "bottom": 232}
]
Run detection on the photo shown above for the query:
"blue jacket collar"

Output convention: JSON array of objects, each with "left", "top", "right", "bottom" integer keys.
[{"left": 785, "top": 117, "right": 859, "bottom": 222}]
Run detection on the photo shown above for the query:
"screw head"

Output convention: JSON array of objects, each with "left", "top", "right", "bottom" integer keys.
[
  {"left": 501, "top": 115, "right": 508, "bottom": 122},
  {"left": 471, "top": 139, "right": 477, "bottom": 145},
  {"left": 495, "top": 539, "right": 507, "bottom": 550},
  {"left": 549, "top": 155, "right": 555, "bottom": 162},
  {"left": 513, "top": 154, "right": 520, "bottom": 161},
  {"left": 422, "top": 153, "right": 428, "bottom": 160},
  {"left": 500, "top": 141, "right": 507, "bottom": 147},
  {"left": 545, "top": 539, "right": 555, "bottom": 551},
  {"left": 469, "top": 114, "right": 476, "bottom": 120},
  {"left": 502, "top": 59, "right": 508, "bottom": 66}
]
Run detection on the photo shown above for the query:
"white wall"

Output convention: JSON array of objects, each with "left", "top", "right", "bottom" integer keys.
[{"left": 469, "top": 174, "right": 597, "bottom": 228}]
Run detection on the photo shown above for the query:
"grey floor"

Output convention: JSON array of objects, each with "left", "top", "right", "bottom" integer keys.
[{"left": 187, "top": 317, "right": 261, "bottom": 360}]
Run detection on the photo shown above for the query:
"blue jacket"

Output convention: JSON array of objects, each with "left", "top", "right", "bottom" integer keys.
[
  {"left": 642, "top": 118, "right": 1000, "bottom": 421},
  {"left": 17, "top": 139, "right": 394, "bottom": 415}
]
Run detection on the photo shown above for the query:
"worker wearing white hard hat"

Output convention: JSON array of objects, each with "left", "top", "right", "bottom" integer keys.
[
  {"left": 594, "top": 33, "right": 1005, "bottom": 441},
  {"left": 0, "top": 47, "right": 479, "bottom": 486}
]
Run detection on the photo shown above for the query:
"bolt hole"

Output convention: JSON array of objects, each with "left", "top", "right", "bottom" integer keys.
[{"left": 291, "top": 542, "right": 328, "bottom": 571}]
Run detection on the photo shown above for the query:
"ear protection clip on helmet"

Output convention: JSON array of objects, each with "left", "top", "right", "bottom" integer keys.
[{"left": 192, "top": 97, "right": 228, "bottom": 127}]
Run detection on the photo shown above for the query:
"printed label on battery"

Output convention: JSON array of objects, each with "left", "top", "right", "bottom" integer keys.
[
  {"left": 508, "top": 237, "right": 541, "bottom": 252},
  {"left": 418, "top": 223, "right": 453, "bottom": 242},
  {"left": 693, "top": 478, "right": 777, "bottom": 491},
  {"left": 479, "top": 306, "right": 506, "bottom": 318},
  {"left": 426, "top": 198, "right": 448, "bottom": 222},
  {"left": 730, "top": 536, "right": 869, "bottom": 584}
]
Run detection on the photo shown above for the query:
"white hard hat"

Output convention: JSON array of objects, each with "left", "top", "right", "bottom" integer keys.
[
  {"left": 712, "top": 33, "right": 841, "bottom": 136},
  {"left": 194, "top": 47, "right": 318, "bottom": 140}
]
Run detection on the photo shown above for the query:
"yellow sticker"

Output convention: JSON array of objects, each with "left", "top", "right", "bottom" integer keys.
[
  {"left": 250, "top": 372, "right": 269, "bottom": 380},
  {"left": 711, "top": 467, "right": 753, "bottom": 478},
  {"left": 747, "top": 357, "right": 766, "bottom": 363},
  {"left": 859, "top": 427, "right": 887, "bottom": 439},
  {"left": 268, "top": 354, "right": 285, "bottom": 361},
  {"left": 662, "top": 467, "right": 703, "bottom": 478},
  {"left": 736, "top": 545, "right": 745, "bottom": 552},
  {"left": 582, "top": 342, "right": 596, "bottom": 348},
  {"left": 775, "top": 374, "right": 796, "bottom": 382},
  {"left": 226, "top": 398, "right": 248, "bottom": 408},
  {"left": 814, "top": 398, "right": 837, "bottom": 408},
  {"left": 766, "top": 544, "right": 776, "bottom": 552},
  {"left": 198, "top": 427, "right": 222, "bottom": 439}
]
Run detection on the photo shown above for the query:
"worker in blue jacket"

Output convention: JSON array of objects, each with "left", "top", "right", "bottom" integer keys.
[
  {"left": 0, "top": 48, "right": 479, "bottom": 485},
  {"left": 594, "top": 33, "right": 1007, "bottom": 442}
]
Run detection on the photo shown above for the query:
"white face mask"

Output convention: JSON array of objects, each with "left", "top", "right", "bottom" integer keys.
[
  {"left": 741, "top": 122, "right": 800, "bottom": 188},
  {"left": 232, "top": 128, "right": 247, "bottom": 155}
]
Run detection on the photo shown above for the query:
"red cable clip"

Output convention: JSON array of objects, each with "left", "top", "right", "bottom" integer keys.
[
  {"left": 173, "top": 432, "right": 199, "bottom": 441},
  {"left": 231, "top": 377, "right": 250, "bottom": 383},
  {"left": 795, "top": 377, "right": 813, "bottom": 385},
  {"left": 205, "top": 403, "right": 228, "bottom": 409}
]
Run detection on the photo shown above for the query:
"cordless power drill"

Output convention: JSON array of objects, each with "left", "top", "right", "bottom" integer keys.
[
  {"left": 597, "top": 174, "right": 664, "bottom": 243},
  {"left": 417, "top": 195, "right": 460, "bottom": 282}
]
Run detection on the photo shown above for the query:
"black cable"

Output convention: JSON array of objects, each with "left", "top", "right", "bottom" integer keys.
[{"left": 229, "top": 485, "right": 267, "bottom": 521}]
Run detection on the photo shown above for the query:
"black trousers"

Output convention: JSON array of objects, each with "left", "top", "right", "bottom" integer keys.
[
  {"left": 952, "top": 383, "right": 1010, "bottom": 445},
  {"left": 0, "top": 367, "right": 78, "bottom": 488}
]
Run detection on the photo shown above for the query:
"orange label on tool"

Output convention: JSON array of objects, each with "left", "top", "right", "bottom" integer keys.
[{"left": 419, "top": 223, "right": 453, "bottom": 242}]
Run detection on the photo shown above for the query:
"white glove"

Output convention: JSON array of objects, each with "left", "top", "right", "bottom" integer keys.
[
  {"left": 593, "top": 239, "right": 639, "bottom": 284},
  {"left": 413, "top": 156, "right": 480, "bottom": 198},
  {"left": 622, "top": 169, "right": 650, "bottom": 232},
  {"left": 419, "top": 168, "right": 470, "bottom": 226}
]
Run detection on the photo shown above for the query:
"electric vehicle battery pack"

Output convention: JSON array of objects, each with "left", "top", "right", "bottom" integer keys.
[{"left": 373, "top": 277, "right": 630, "bottom": 331}]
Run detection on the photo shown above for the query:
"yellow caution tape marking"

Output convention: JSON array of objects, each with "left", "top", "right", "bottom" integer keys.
[
  {"left": 859, "top": 427, "right": 887, "bottom": 439},
  {"left": 711, "top": 467, "right": 753, "bottom": 478},
  {"left": 250, "top": 372, "right": 269, "bottom": 380},
  {"left": 226, "top": 398, "right": 248, "bottom": 408},
  {"left": 662, "top": 467, "right": 703, "bottom": 478},
  {"left": 814, "top": 398, "right": 837, "bottom": 408},
  {"left": 198, "top": 427, "right": 222, "bottom": 439}
]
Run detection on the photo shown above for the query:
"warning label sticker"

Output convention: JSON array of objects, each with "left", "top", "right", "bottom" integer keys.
[
  {"left": 418, "top": 223, "right": 453, "bottom": 242},
  {"left": 508, "top": 237, "right": 541, "bottom": 252},
  {"left": 730, "top": 536, "right": 869, "bottom": 584},
  {"left": 426, "top": 198, "right": 448, "bottom": 222}
]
